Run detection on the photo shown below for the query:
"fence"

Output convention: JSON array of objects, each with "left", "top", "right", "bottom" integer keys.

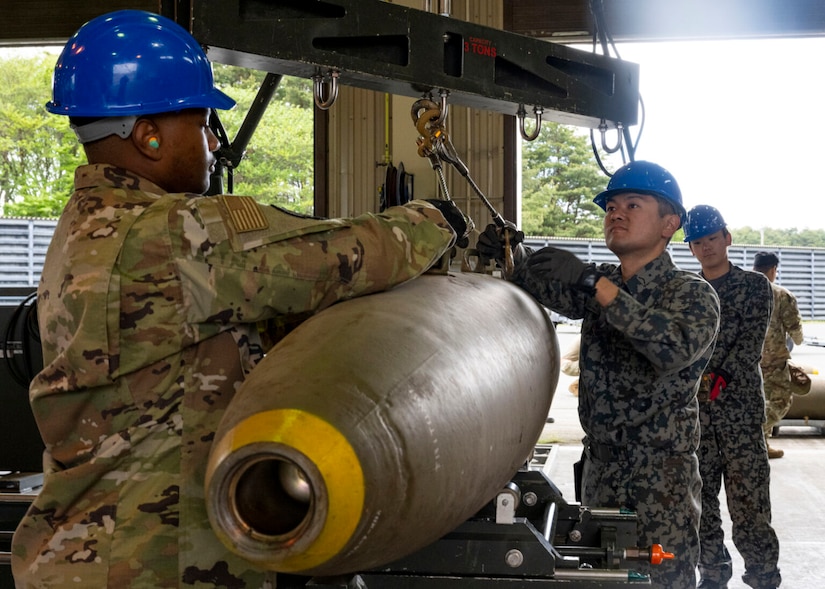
[
  {"left": 524, "top": 236, "right": 825, "bottom": 320},
  {"left": 0, "top": 219, "right": 56, "bottom": 289},
  {"left": 2, "top": 218, "right": 825, "bottom": 319}
]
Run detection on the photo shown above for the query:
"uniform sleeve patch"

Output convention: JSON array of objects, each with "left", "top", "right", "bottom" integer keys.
[{"left": 220, "top": 195, "right": 269, "bottom": 233}]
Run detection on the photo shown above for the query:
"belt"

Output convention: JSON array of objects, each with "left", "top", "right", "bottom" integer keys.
[
  {"left": 585, "top": 440, "right": 688, "bottom": 462},
  {"left": 585, "top": 440, "right": 630, "bottom": 462}
]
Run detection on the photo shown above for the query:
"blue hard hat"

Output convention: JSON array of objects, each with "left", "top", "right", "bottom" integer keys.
[
  {"left": 46, "top": 10, "right": 236, "bottom": 117},
  {"left": 593, "top": 161, "right": 685, "bottom": 221},
  {"left": 683, "top": 205, "right": 727, "bottom": 243}
]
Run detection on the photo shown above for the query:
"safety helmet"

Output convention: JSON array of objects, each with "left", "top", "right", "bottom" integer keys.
[
  {"left": 593, "top": 161, "right": 685, "bottom": 222},
  {"left": 46, "top": 10, "right": 236, "bottom": 118},
  {"left": 682, "top": 205, "right": 727, "bottom": 243}
]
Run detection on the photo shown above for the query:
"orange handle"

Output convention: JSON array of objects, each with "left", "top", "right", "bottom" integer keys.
[{"left": 649, "top": 544, "right": 675, "bottom": 565}]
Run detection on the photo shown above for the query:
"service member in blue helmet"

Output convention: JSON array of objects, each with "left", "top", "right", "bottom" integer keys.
[
  {"left": 12, "top": 10, "right": 466, "bottom": 588},
  {"left": 684, "top": 205, "right": 781, "bottom": 589},
  {"left": 477, "top": 160, "right": 720, "bottom": 588}
]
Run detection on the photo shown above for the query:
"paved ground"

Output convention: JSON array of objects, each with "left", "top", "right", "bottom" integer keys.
[{"left": 541, "top": 324, "right": 825, "bottom": 588}]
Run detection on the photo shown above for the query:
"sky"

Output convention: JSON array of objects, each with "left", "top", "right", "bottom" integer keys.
[{"left": 587, "top": 37, "right": 825, "bottom": 230}]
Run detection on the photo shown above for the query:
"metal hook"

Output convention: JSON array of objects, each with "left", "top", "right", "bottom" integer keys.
[
  {"left": 312, "top": 69, "right": 340, "bottom": 110},
  {"left": 517, "top": 105, "right": 543, "bottom": 141},
  {"left": 598, "top": 119, "right": 624, "bottom": 154}
]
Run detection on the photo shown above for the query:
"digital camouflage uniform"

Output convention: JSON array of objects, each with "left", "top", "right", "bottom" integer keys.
[
  {"left": 697, "top": 264, "right": 781, "bottom": 589},
  {"left": 11, "top": 164, "right": 455, "bottom": 588},
  {"left": 513, "top": 250, "right": 720, "bottom": 589},
  {"left": 761, "top": 281, "right": 804, "bottom": 438}
]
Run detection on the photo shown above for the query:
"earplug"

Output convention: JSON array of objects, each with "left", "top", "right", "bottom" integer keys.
[{"left": 148, "top": 137, "right": 160, "bottom": 149}]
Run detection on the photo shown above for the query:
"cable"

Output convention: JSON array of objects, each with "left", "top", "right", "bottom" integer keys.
[
  {"left": 22, "top": 293, "right": 41, "bottom": 382},
  {"left": 2, "top": 292, "right": 40, "bottom": 388},
  {"left": 587, "top": 0, "right": 646, "bottom": 176}
]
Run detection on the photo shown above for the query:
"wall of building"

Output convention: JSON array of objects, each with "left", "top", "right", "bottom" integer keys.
[{"left": 325, "top": 0, "right": 506, "bottom": 231}]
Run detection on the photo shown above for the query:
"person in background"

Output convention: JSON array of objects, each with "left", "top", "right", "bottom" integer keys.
[
  {"left": 684, "top": 206, "right": 781, "bottom": 589},
  {"left": 752, "top": 251, "right": 804, "bottom": 458},
  {"left": 12, "top": 10, "right": 468, "bottom": 588},
  {"left": 478, "top": 160, "right": 720, "bottom": 589}
]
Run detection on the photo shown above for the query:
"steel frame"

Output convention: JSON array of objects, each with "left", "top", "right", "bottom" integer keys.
[{"left": 190, "top": 0, "right": 639, "bottom": 129}]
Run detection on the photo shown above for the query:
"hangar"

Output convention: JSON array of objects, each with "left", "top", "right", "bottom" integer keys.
[{"left": 1, "top": 2, "right": 824, "bottom": 588}]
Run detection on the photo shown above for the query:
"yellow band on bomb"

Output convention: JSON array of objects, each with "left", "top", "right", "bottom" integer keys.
[{"left": 224, "top": 409, "right": 365, "bottom": 571}]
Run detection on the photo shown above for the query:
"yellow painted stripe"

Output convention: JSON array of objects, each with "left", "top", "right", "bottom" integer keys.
[{"left": 224, "top": 409, "right": 364, "bottom": 571}]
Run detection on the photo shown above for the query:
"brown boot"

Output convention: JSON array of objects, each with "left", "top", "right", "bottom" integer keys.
[{"left": 767, "top": 446, "right": 784, "bottom": 459}]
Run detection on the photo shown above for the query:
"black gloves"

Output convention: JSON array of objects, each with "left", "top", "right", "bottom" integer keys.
[
  {"left": 520, "top": 246, "right": 601, "bottom": 295},
  {"left": 425, "top": 199, "right": 471, "bottom": 248},
  {"left": 476, "top": 222, "right": 525, "bottom": 263}
]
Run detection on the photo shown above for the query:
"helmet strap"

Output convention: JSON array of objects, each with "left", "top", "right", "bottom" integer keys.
[{"left": 71, "top": 116, "right": 138, "bottom": 144}]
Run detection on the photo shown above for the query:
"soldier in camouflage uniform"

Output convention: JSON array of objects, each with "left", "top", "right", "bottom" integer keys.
[
  {"left": 684, "top": 206, "right": 781, "bottom": 589},
  {"left": 12, "top": 11, "right": 466, "bottom": 589},
  {"left": 753, "top": 251, "right": 804, "bottom": 458},
  {"left": 478, "top": 161, "right": 720, "bottom": 589}
]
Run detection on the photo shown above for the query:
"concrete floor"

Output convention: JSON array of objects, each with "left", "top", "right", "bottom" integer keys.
[{"left": 543, "top": 325, "right": 825, "bottom": 589}]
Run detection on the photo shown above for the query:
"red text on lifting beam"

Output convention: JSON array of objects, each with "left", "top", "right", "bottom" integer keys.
[{"left": 464, "top": 37, "right": 497, "bottom": 58}]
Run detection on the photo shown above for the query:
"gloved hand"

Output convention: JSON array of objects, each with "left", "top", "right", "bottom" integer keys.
[
  {"left": 425, "top": 199, "right": 471, "bottom": 248},
  {"left": 706, "top": 368, "right": 732, "bottom": 401},
  {"left": 521, "top": 246, "right": 601, "bottom": 295},
  {"left": 476, "top": 222, "right": 525, "bottom": 262}
]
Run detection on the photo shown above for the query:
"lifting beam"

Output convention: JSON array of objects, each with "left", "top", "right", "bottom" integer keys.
[{"left": 190, "top": 0, "right": 639, "bottom": 129}]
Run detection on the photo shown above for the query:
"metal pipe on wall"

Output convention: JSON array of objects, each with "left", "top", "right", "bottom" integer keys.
[{"left": 423, "top": 0, "right": 451, "bottom": 16}]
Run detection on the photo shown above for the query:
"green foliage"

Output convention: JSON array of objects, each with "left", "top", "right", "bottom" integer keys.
[
  {"left": 0, "top": 54, "right": 315, "bottom": 218},
  {"left": 4, "top": 52, "right": 825, "bottom": 247},
  {"left": 520, "top": 123, "right": 609, "bottom": 238},
  {"left": 732, "top": 226, "right": 825, "bottom": 247},
  {"left": 212, "top": 66, "right": 314, "bottom": 213},
  {"left": 519, "top": 125, "right": 825, "bottom": 247},
  {"left": 0, "top": 52, "right": 84, "bottom": 218}
]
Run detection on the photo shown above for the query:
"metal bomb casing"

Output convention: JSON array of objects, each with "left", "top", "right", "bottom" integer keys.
[{"left": 205, "top": 271, "right": 559, "bottom": 576}]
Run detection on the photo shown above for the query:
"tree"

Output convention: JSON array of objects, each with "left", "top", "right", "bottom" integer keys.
[
  {"left": 521, "top": 122, "right": 610, "bottom": 237},
  {"left": 0, "top": 54, "right": 315, "bottom": 218},
  {"left": 5, "top": 52, "right": 825, "bottom": 247},
  {"left": 732, "top": 226, "right": 825, "bottom": 248},
  {"left": 0, "top": 53, "right": 84, "bottom": 217},
  {"left": 211, "top": 66, "right": 314, "bottom": 213}
]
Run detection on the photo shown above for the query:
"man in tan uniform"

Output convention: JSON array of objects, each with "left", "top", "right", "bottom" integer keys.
[
  {"left": 753, "top": 251, "right": 805, "bottom": 459},
  {"left": 12, "top": 10, "right": 466, "bottom": 588}
]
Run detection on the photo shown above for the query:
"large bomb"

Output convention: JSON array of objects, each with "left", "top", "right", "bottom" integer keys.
[{"left": 205, "top": 271, "right": 559, "bottom": 576}]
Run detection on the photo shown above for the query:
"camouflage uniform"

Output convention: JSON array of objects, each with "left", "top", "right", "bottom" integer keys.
[
  {"left": 761, "top": 281, "right": 804, "bottom": 438},
  {"left": 513, "top": 250, "right": 720, "bottom": 589},
  {"left": 697, "top": 264, "right": 781, "bottom": 589},
  {"left": 12, "top": 164, "right": 455, "bottom": 588}
]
